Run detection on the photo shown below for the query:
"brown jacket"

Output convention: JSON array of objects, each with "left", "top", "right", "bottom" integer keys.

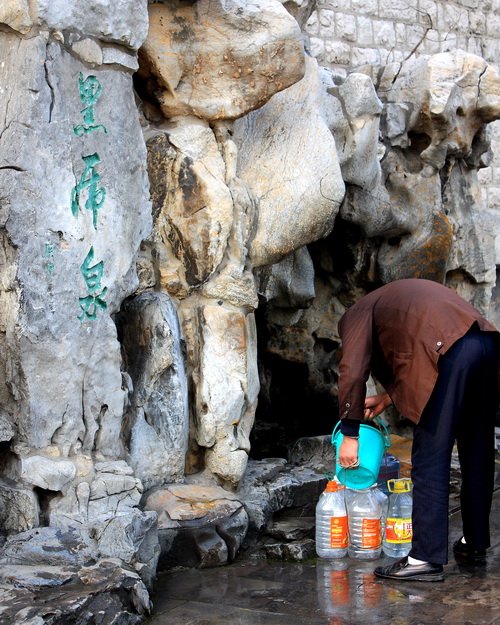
[{"left": 338, "top": 279, "right": 500, "bottom": 424}]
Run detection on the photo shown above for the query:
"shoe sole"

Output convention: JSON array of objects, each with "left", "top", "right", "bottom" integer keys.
[{"left": 374, "top": 571, "right": 445, "bottom": 582}]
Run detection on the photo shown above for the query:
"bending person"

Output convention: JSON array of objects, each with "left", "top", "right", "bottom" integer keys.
[{"left": 337, "top": 278, "right": 499, "bottom": 581}]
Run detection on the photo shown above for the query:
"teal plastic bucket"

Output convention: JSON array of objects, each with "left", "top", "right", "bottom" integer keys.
[{"left": 331, "top": 418, "right": 391, "bottom": 489}]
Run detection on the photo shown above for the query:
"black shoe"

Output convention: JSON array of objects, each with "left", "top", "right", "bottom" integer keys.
[
  {"left": 374, "top": 557, "right": 444, "bottom": 582},
  {"left": 452, "top": 538, "right": 486, "bottom": 564}
]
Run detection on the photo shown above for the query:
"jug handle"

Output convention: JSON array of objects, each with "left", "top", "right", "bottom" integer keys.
[{"left": 372, "top": 416, "right": 391, "bottom": 449}]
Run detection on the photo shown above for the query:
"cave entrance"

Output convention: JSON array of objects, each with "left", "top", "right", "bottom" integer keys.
[{"left": 250, "top": 315, "right": 339, "bottom": 461}]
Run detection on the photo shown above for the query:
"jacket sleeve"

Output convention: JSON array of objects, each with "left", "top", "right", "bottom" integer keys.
[{"left": 338, "top": 306, "right": 374, "bottom": 424}]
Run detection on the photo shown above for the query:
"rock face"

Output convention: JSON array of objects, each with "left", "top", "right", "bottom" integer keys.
[
  {"left": 234, "top": 55, "right": 346, "bottom": 267},
  {"left": 118, "top": 292, "right": 189, "bottom": 490},
  {"left": 143, "top": 482, "right": 249, "bottom": 569},
  {"left": 1, "top": 1, "right": 500, "bottom": 619},
  {"left": 138, "top": 0, "right": 306, "bottom": 121}
]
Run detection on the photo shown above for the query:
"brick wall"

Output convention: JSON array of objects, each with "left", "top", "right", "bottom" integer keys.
[{"left": 305, "top": 0, "right": 500, "bottom": 72}]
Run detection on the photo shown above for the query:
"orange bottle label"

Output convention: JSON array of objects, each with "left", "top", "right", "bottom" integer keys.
[
  {"left": 330, "top": 516, "right": 348, "bottom": 548},
  {"left": 385, "top": 518, "right": 413, "bottom": 543},
  {"left": 361, "top": 518, "right": 381, "bottom": 549}
]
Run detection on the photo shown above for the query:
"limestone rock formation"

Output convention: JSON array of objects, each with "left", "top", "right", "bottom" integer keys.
[
  {"left": 143, "top": 482, "right": 249, "bottom": 569},
  {"left": 138, "top": 0, "right": 306, "bottom": 121},
  {"left": 118, "top": 292, "right": 189, "bottom": 490},
  {"left": 234, "top": 54, "right": 346, "bottom": 267}
]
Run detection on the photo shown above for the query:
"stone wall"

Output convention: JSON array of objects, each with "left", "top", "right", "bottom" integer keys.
[{"left": 305, "top": 0, "right": 500, "bottom": 70}]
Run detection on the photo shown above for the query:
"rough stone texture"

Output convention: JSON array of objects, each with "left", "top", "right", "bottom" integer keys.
[
  {"left": 0, "top": 558, "right": 151, "bottom": 625},
  {"left": 0, "top": 409, "right": 15, "bottom": 443},
  {"left": 0, "top": 33, "right": 151, "bottom": 464},
  {"left": 94, "top": 510, "right": 160, "bottom": 589},
  {"left": 48, "top": 463, "right": 143, "bottom": 526},
  {"left": 0, "top": 33, "right": 153, "bottom": 588},
  {"left": 323, "top": 69, "right": 383, "bottom": 189},
  {"left": 1, "top": 1, "right": 500, "bottom": 616},
  {"left": 0, "top": 516, "right": 159, "bottom": 590},
  {"left": 0, "top": 527, "right": 96, "bottom": 568},
  {"left": 238, "top": 459, "right": 327, "bottom": 537},
  {"left": 340, "top": 157, "right": 454, "bottom": 284},
  {"left": 0, "top": 0, "right": 32, "bottom": 34},
  {"left": 138, "top": 0, "right": 306, "bottom": 121},
  {"left": 255, "top": 246, "right": 317, "bottom": 326},
  {"left": 234, "top": 54, "right": 345, "bottom": 267},
  {"left": 281, "top": 0, "right": 318, "bottom": 28},
  {"left": 143, "top": 482, "right": 249, "bottom": 569},
  {"left": 267, "top": 516, "right": 316, "bottom": 542},
  {"left": 0, "top": 482, "right": 39, "bottom": 534},
  {"left": 35, "top": 0, "right": 149, "bottom": 50},
  {"left": 19, "top": 456, "right": 77, "bottom": 492},
  {"left": 288, "top": 435, "right": 337, "bottom": 473},
  {"left": 380, "top": 51, "right": 500, "bottom": 170},
  {"left": 144, "top": 122, "right": 235, "bottom": 291},
  {"left": 118, "top": 292, "right": 189, "bottom": 490},
  {"left": 264, "top": 537, "right": 316, "bottom": 561},
  {"left": 375, "top": 51, "right": 500, "bottom": 288},
  {"left": 192, "top": 303, "right": 260, "bottom": 486},
  {"left": 305, "top": 0, "right": 500, "bottom": 73},
  {"left": 140, "top": 114, "right": 262, "bottom": 486}
]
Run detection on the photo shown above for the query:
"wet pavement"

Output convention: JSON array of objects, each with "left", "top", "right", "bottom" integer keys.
[{"left": 146, "top": 491, "right": 500, "bottom": 625}]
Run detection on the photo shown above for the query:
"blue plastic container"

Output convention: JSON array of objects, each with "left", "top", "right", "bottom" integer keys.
[
  {"left": 331, "top": 418, "right": 391, "bottom": 489},
  {"left": 377, "top": 453, "right": 401, "bottom": 495}
]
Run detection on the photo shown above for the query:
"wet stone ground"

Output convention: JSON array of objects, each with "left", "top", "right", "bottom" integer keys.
[{"left": 145, "top": 490, "right": 500, "bottom": 625}]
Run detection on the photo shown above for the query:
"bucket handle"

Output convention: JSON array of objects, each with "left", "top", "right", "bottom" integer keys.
[{"left": 331, "top": 416, "right": 391, "bottom": 449}]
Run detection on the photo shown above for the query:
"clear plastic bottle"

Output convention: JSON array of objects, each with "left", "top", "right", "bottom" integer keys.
[
  {"left": 383, "top": 478, "right": 413, "bottom": 558},
  {"left": 370, "top": 484, "right": 389, "bottom": 537},
  {"left": 315, "top": 481, "right": 349, "bottom": 558},
  {"left": 347, "top": 488, "right": 383, "bottom": 560}
]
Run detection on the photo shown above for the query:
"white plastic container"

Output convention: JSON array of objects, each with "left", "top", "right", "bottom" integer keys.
[
  {"left": 383, "top": 478, "right": 413, "bottom": 558},
  {"left": 315, "top": 481, "right": 349, "bottom": 558},
  {"left": 347, "top": 488, "right": 383, "bottom": 560}
]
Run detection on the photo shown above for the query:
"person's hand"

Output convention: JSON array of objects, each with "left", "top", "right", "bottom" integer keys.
[
  {"left": 363, "top": 392, "right": 392, "bottom": 420},
  {"left": 338, "top": 437, "right": 359, "bottom": 469}
]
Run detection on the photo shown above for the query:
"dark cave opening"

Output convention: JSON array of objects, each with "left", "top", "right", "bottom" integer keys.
[{"left": 250, "top": 351, "right": 339, "bottom": 460}]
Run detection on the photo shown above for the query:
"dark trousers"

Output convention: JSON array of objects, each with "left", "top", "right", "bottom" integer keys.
[{"left": 409, "top": 330, "right": 498, "bottom": 565}]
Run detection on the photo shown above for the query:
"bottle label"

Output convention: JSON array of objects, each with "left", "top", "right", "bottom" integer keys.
[
  {"left": 361, "top": 518, "right": 381, "bottom": 549},
  {"left": 385, "top": 517, "right": 413, "bottom": 543},
  {"left": 329, "top": 516, "right": 348, "bottom": 548}
]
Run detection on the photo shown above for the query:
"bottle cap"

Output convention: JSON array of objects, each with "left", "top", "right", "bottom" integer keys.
[
  {"left": 388, "top": 478, "right": 412, "bottom": 493},
  {"left": 326, "top": 480, "right": 345, "bottom": 492}
]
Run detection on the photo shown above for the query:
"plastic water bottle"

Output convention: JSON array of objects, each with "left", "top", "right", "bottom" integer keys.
[
  {"left": 370, "top": 484, "right": 389, "bottom": 537},
  {"left": 347, "top": 488, "right": 383, "bottom": 560},
  {"left": 383, "top": 478, "right": 413, "bottom": 558},
  {"left": 315, "top": 481, "right": 349, "bottom": 558}
]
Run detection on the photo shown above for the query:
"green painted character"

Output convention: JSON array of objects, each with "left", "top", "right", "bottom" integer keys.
[
  {"left": 78, "top": 247, "right": 108, "bottom": 321},
  {"left": 43, "top": 242, "right": 55, "bottom": 276},
  {"left": 74, "top": 73, "right": 107, "bottom": 136},
  {"left": 71, "top": 153, "right": 106, "bottom": 229}
]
